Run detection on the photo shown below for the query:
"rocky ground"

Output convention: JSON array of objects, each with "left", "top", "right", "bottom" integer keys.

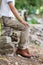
[
  {"left": 0, "top": 24, "right": 43, "bottom": 65},
  {"left": 0, "top": 46, "right": 43, "bottom": 65}
]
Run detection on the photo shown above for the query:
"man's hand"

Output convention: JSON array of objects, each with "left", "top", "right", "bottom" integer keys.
[{"left": 22, "top": 21, "right": 30, "bottom": 27}]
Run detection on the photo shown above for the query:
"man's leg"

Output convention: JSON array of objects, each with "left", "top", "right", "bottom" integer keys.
[
  {"left": 16, "top": 27, "right": 32, "bottom": 58},
  {"left": 2, "top": 17, "right": 32, "bottom": 58}
]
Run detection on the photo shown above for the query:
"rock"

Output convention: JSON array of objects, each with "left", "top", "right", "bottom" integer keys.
[
  {"left": 2, "top": 24, "right": 43, "bottom": 46},
  {"left": 28, "top": 24, "right": 43, "bottom": 46},
  {"left": 38, "top": 54, "right": 43, "bottom": 63},
  {"left": 0, "top": 24, "right": 43, "bottom": 55},
  {"left": 0, "top": 36, "right": 13, "bottom": 55},
  {"left": 0, "top": 59, "right": 8, "bottom": 65},
  {"left": 0, "top": 36, "right": 7, "bottom": 48}
]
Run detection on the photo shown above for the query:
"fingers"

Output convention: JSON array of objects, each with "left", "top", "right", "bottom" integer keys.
[
  {"left": 25, "top": 22, "right": 30, "bottom": 27},
  {"left": 22, "top": 21, "right": 30, "bottom": 27}
]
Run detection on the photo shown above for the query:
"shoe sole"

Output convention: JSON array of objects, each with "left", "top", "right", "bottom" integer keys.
[{"left": 16, "top": 53, "right": 32, "bottom": 58}]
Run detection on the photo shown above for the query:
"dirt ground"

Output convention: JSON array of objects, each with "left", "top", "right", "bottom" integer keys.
[{"left": 0, "top": 44, "right": 43, "bottom": 65}]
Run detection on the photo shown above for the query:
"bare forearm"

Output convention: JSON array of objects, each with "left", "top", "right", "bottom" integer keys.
[
  {"left": 8, "top": 2, "right": 29, "bottom": 27},
  {"left": 8, "top": 3, "right": 25, "bottom": 24}
]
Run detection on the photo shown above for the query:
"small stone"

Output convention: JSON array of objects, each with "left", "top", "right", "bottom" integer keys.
[{"left": 15, "top": 62, "right": 18, "bottom": 65}]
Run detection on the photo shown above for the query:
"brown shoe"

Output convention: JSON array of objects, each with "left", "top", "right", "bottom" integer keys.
[
  {"left": 16, "top": 48, "right": 32, "bottom": 58},
  {"left": 24, "top": 48, "right": 30, "bottom": 54}
]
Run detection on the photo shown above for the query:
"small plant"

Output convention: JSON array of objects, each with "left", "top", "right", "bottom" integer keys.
[{"left": 28, "top": 18, "right": 39, "bottom": 24}]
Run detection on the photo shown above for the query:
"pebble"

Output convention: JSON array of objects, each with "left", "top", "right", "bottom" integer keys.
[{"left": 15, "top": 62, "right": 18, "bottom": 65}]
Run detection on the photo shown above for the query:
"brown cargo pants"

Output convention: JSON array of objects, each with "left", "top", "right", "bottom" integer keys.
[{"left": 1, "top": 16, "right": 29, "bottom": 49}]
